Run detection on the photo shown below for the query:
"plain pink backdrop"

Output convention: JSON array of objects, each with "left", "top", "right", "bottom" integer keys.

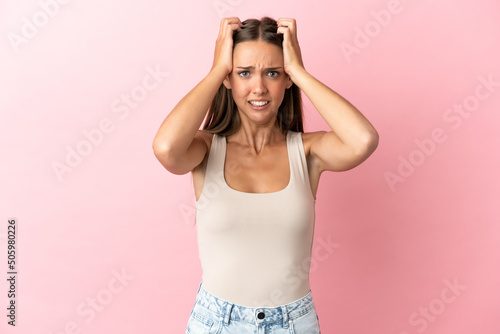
[{"left": 1, "top": 0, "right": 499, "bottom": 333}]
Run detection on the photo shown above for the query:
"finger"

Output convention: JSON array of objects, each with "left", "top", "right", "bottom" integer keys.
[
  {"left": 278, "top": 26, "right": 298, "bottom": 46},
  {"left": 222, "top": 21, "right": 242, "bottom": 38},
  {"left": 279, "top": 24, "right": 295, "bottom": 37},
  {"left": 220, "top": 17, "right": 241, "bottom": 31},
  {"left": 277, "top": 18, "right": 296, "bottom": 34},
  {"left": 276, "top": 26, "right": 288, "bottom": 34},
  {"left": 223, "top": 17, "right": 243, "bottom": 28},
  {"left": 232, "top": 22, "right": 243, "bottom": 31},
  {"left": 225, "top": 23, "right": 242, "bottom": 37},
  {"left": 277, "top": 18, "right": 295, "bottom": 27},
  {"left": 276, "top": 26, "right": 290, "bottom": 40},
  {"left": 227, "top": 18, "right": 243, "bottom": 33},
  {"left": 222, "top": 16, "right": 241, "bottom": 23}
]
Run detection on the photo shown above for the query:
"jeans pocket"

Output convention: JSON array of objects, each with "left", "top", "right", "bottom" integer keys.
[
  {"left": 186, "top": 303, "right": 214, "bottom": 334},
  {"left": 290, "top": 306, "right": 321, "bottom": 334}
]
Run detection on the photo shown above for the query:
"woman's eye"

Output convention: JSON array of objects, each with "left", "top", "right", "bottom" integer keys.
[{"left": 238, "top": 71, "right": 279, "bottom": 78}]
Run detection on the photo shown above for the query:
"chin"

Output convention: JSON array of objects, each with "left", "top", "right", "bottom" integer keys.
[{"left": 248, "top": 113, "right": 278, "bottom": 125}]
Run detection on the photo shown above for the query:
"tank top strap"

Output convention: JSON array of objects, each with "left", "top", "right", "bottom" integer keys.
[
  {"left": 288, "top": 131, "right": 311, "bottom": 187},
  {"left": 205, "top": 131, "right": 310, "bottom": 189},
  {"left": 205, "top": 133, "right": 225, "bottom": 184}
]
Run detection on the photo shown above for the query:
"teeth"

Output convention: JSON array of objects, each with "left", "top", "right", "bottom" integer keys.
[{"left": 249, "top": 101, "right": 269, "bottom": 107}]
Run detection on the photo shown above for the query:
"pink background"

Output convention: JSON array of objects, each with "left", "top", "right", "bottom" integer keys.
[{"left": 1, "top": 0, "right": 499, "bottom": 333}]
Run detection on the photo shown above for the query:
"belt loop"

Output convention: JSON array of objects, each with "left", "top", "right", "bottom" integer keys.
[
  {"left": 281, "top": 305, "right": 288, "bottom": 328},
  {"left": 223, "top": 302, "right": 234, "bottom": 325}
]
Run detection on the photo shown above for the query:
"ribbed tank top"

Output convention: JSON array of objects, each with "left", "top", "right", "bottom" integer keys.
[{"left": 195, "top": 130, "right": 316, "bottom": 307}]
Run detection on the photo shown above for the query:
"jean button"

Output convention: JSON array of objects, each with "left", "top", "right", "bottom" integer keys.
[{"left": 257, "top": 311, "right": 265, "bottom": 319}]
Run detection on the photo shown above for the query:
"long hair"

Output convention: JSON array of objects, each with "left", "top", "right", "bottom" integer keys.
[{"left": 202, "top": 17, "right": 304, "bottom": 136}]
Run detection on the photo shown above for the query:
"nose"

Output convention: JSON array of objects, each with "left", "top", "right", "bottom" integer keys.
[{"left": 252, "top": 76, "right": 268, "bottom": 95}]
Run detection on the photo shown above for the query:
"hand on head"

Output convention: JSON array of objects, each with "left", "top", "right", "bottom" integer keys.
[{"left": 212, "top": 17, "right": 242, "bottom": 75}]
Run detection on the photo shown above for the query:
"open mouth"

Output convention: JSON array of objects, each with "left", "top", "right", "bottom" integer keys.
[{"left": 248, "top": 100, "right": 270, "bottom": 107}]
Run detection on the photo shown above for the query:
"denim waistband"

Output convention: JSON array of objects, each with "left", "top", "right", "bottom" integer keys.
[{"left": 194, "top": 281, "right": 316, "bottom": 328}]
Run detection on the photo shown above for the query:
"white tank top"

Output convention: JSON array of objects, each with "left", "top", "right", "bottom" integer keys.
[{"left": 195, "top": 130, "right": 316, "bottom": 307}]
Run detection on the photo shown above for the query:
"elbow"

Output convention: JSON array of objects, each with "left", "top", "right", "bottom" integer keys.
[
  {"left": 356, "top": 130, "right": 379, "bottom": 158},
  {"left": 152, "top": 141, "right": 176, "bottom": 173},
  {"left": 152, "top": 138, "right": 170, "bottom": 162},
  {"left": 152, "top": 140, "right": 192, "bottom": 175},
  {"left": 367, "top": 129, "right": 379, "bottom": 153},
  {"left": 152, "top": 138, "right": 168, "bottom": 156}
]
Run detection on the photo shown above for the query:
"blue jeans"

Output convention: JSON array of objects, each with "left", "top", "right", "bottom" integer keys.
[{"left": 185, "top": 281, "right": 321, "bottom": 333}]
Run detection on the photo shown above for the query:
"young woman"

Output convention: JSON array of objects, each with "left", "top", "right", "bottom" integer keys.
[{"left": 153, "top": 16, "right": 378, "bottom": 334}]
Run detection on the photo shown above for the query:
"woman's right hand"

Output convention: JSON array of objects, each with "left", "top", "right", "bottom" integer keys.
[{"left": 211, "top": 17, "right": 242, "bottom": 75}]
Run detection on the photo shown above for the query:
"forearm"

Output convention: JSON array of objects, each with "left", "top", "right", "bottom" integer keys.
[
  {"left": 290, "top": 67, "right": 378, "bottom": 150},
  {"left": 153, "top": 66, "right": 227, "bottom": 156}
]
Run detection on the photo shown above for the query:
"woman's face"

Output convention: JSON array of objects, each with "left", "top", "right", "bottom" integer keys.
[{"left": 224, "top": 40, "right": 293, "bottom": 127}]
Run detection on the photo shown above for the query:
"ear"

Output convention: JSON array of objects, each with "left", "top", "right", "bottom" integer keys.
[
  {"left": 285, "top": 74, "right": 293, "bottom": 89},
  {"left": 223, "top": 75, "right": 232, "bottom": 89}
]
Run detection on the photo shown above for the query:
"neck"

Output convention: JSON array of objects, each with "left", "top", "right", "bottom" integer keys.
[{"left": 228, "top": 121, "right": 286, "bottom": 155}]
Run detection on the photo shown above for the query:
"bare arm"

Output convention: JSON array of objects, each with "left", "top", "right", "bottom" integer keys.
[
  {"left": 277, "top": 18, "right": 379, "bottom": 172},
  {"left": 291, "top": 67, "right": 379, "bottom": 171},
  {"left": 152, "top": 17, "right": 242, "bottom": 174},
  {"left": 152, "top": 67, "right": 227, "bottom": 174}
]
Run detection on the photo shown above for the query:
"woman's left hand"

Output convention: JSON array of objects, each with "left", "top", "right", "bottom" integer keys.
[{"left": 277, "top": 18, "right": 305, "bottom": 79}]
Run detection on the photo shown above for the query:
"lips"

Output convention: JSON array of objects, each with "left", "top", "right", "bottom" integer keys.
[{"left": 248, "top": 100, "right": 270, "bottom": 107}]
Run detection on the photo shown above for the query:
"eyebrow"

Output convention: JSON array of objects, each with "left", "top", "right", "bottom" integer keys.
[{"left": 235, "top": 66, "right": 283, "bottom": 70}]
